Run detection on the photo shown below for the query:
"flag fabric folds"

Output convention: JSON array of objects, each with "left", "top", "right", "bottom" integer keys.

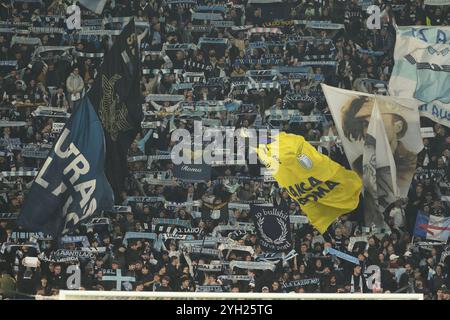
[
  {"left": 414, "top": 210, "right": 450, "bottom": 242},
  {"left": 322, "top": 84, "right": 423, "bottom": 229},
  {"left": 389, "top": 26, "right": 450, "bottom": 128},
  {"left": 78, "top": 0, "right": 108, "bottom": 15},
  {"left": 18, "top": 97, "right": 114, "bottom": 237},
  {"left": 256, "top": 132, "right": 362, "bottom": 234},
  {"left": 250, "top": 204, "right": 292, "bottom": 252},
  {"left": 88, "top": 19, "right": 144, "bottom": 198},
  {"left": 361, "top": 100, "right": 398, "bottom": 230}
]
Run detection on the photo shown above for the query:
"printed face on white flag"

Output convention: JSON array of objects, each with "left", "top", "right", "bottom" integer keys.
[{"left": 322, "top": 84, "right": 423, "bottom": 200}]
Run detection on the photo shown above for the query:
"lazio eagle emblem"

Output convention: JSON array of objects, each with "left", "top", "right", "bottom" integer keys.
[
  {"left": 98, "top": 74, "right": 132, "bottom": 141},
  {"left": 297, "top": 154, "right": 313, "bottom": 170}
]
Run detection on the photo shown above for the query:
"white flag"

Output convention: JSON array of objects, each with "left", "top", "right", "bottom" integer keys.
[
  {"left": 322, "top": 84, "right": 424, "bottom": 228},
  {"left": 362, "top": 99, "right": 398, "bottom": 228},
  {"left": 78, "top": 0, "right": 107, "bottom": 15}
]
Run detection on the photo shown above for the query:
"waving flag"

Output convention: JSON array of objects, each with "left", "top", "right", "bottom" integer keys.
[
  {"left": 256, "top": 132, "right": 362, "bottom": 234},
  {"left": 389, "top": 26, "right": 450, "bottom": 128},
  {"left": 361, "top": 100, "right": 397, "bottom": 230},
  {"left": 78, "top": 0, "right": 107, "bottom": 14},
  {"left": 322, "top": 85, "right": 423, "bottom": 229},
  {"left": 18, "top": 97, "right": 114, "bottom": 237},
  {"left": 414, "top": 211, "right": 450, "bottom": 242},
  {"left": 88, "top": 19, "right": 144, "bottom": 198}
]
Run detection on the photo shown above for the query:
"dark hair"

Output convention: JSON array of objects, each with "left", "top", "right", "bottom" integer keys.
[
  {"left": 391, "top": 114, "right": 408, "bottom": 138},
  {"left": 342, "top": 96, "right": 371, "bottom": 141},
  {"left": 342, "top": 96, "right": 408, "bottom": 141}
]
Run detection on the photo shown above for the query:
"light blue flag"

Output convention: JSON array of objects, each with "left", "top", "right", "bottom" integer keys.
[{"left": 389, "top": 26, "right": 450, "bottom": 127}]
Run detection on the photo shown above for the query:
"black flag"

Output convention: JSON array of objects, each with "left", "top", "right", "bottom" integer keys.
[
  {"left": 250, "top": 205, "right": 292, "bottom": 252},
  {"left": 173, "top": 163, "right": 212, "bottom": 182},
  {"left": 88, "top": 19, "right": 143, "bottom": 198}
]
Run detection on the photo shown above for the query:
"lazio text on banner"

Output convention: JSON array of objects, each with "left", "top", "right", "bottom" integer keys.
[
  {"left": 17, "top": 97, "right": 114, "bottom": 237},
  {"left": 389, "top": 26, "right": 450, "bottom": 128},
  {"left": 256, "top": 132, "right": 362, "bottom": 234}
]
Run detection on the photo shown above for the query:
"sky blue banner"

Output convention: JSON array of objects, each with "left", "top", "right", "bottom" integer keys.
[
  {"left": 325, "top": 247, "right": 360, "bottom": 265},
  {"left": 389, "top": 26, "right": 450, "bottom": 127}
]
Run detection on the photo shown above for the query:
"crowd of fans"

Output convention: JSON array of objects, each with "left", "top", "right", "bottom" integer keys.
[{"left": 0, "top": 0, "right": 449, "bottom": 300}]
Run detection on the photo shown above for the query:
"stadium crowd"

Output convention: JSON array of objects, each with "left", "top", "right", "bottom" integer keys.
[{"left": 0, "top": 0, "right": 449, "bottom": 300}]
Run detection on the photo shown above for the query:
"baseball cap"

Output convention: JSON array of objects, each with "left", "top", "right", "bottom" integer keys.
[{"left": 389, "top": 254, "right": 400, "bottom": 261}]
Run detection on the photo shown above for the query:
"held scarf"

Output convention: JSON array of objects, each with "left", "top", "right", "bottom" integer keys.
[
  {"left": 229, "top": 261, "right": 276, "bottom": 271},
  {"left": 122, "top": 232, "right": 157, "bottom": 246},
  {"left": 125, "top": 196, "right": 165, "bottom": 204},
  {"left": 107, "top": 206, "right": 132, "bottom": 213},
  {"left": 212, "top": 223, "right": 255, "bottom": 237},
  {"left": 150, "top": 225, "right": 178, "bottom": 234},
  {"left": 256, "top": 250, "right": 297, "bottom": 264},
  {"left": 176, "top": 227, "right": 203, "bottom": 235},
  {"left": 51, "top": 249, "right": 96, "bottom": 260},
  {"left": 196, "top": 263, "right": 224, "bottom": 272},
  {"left": 218, "top": 275, "right": 252, "bottom": 281},
  {"left": 60, "top": 236, "right": 90, "bottom": 247},
  {"left": 195, "top": 285, "right": 229, "bottom": 292},
  {"left": 218, "top": 243, "right": 255, "bottom": 255},
  {"left": 40, "top": 255, "right": 79, "bottom": 263},
  {"left": 282, "top": 278, "right": 320, "bottom": 290},
  {"left": 184, "top": 245, "right": 222, "bottom": 258},
  {"left": 0, "top": 213, "right": 19, "bottom": 219},
  {"left": 348, "top": 236, "right": 369, "bottom": 252},
  {"left": 324, "top": 247, "right": 360, "bottom": 265},
  {"left": 151, "top": 218, "right": 192, "bottom": 228},
  {"left": 180, "top": 237, "right": 226, "bottom": 247},
  {"left": 10, "top": 232, "right": 52, "bottom": 241},
  {"left": 161, "top": 233, "right": 194, "bottom": 240},
  {"left": 0, "top": 60, "right": 18, "bottom": 67}
]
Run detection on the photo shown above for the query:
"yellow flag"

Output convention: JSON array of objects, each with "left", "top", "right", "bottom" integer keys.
[{"left": 256, "top": 132, "right": 362, "bottom": 234}]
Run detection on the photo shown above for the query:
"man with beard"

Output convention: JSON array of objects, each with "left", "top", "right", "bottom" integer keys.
[{"left": 347, "top": 264, "right": 370, "bottom": 293}]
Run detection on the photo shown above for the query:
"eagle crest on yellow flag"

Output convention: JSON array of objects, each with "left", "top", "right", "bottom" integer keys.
[{"left": 256, "top": 132, "right": 362, "bottom": 234}]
